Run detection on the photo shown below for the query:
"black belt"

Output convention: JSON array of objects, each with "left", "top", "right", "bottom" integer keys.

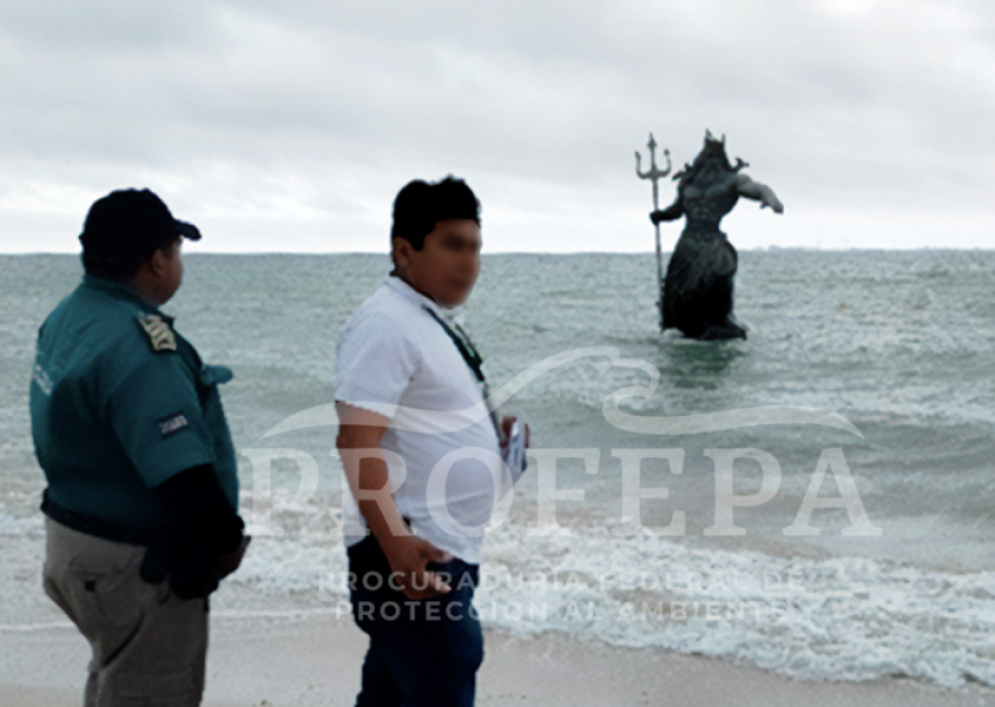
[{"left": 41, "top": 489, "right": 159, "bottom": 546}]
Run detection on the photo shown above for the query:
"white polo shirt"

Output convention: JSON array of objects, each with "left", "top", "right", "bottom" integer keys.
[{"left": 335, "top": 273, "right": 504, "bottom": 564}]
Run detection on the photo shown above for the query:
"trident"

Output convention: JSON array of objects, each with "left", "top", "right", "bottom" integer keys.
[{"left": 635, "top": 133, "right": 671, "bottom": 329}]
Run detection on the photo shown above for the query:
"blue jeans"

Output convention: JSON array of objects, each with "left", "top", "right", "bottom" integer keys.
[{"left": 347, "top": 534, "right": 484, "bottom": 707}]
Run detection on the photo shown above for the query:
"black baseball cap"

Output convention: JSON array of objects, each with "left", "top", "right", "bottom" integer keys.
[{"left": 79, "top": 188, "right": 201, "bottom": 262}]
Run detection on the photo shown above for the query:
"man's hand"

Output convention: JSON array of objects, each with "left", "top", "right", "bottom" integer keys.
[
  {"left": 381, "top": 534, "right": 453, "bottom": 600},
  {"left": 500, "top": 415, "right": 530, "bottom": 447},
  {"left": 218, "top": 535, "right": 251, "bottom": 580}
]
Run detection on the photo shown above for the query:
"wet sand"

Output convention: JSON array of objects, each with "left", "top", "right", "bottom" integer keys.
[{"left": 2, "top": 612, "right": 993, "bottom": 707}]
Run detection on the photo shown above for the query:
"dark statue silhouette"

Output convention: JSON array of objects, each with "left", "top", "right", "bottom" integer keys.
[{"left": 651, "top": 131, "right": 783, "bottom": 340}]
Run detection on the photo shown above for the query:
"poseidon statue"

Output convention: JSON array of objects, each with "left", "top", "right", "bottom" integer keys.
[{"left": 651, "top": 131, "right": 783, "bottom": 340}]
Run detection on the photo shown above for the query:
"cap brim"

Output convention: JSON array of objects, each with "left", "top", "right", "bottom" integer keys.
[{"left": 175, "top": 219, "right": 201, "bottom": 241}]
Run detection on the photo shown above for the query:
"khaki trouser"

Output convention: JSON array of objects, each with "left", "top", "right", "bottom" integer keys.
[{"left": 42, "top": 517, "right": 209, "bottom": 707}]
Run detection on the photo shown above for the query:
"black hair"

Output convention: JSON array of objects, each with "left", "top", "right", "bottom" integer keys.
[{"left": 390, "top": 175, "right": 480, "bottom": 251}]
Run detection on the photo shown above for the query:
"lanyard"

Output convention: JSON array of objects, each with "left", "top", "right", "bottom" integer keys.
[
  {"left": 421, "top": 305, "right": 502, "bottom": 440},
  {"left": 421, "top": 306, "right": 484, "bottom": 382}
]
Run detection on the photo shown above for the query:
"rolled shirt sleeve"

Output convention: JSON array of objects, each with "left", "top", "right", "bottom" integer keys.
[{"left": 334, "top": 313, "right": 421, "bottom": 419}]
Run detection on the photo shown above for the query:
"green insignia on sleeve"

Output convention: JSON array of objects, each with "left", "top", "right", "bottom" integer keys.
[{"left": 138, "top": 314, "right": 177, "bottom": 352}]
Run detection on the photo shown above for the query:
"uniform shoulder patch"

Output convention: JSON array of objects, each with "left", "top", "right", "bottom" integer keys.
[
  {"left": 157, "top": 411, "right": 190, "bottom": 438},
  {"left": 138, "top": 314, "right": 177, "bottom": 352}
]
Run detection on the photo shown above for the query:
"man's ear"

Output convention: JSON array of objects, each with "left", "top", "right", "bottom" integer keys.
[
  {"left": 146, "top": 247, "right": 169, "bottom": 280},
  {"left": 391, "top": 237, "right": 412, "bottom": 270}
]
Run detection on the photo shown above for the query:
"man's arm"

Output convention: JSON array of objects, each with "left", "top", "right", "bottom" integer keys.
[
  {"left": 154, "top": 464, "right": 248, "bottom": 577},
  {"left": 336, "top": 401, "right": 452, "bottom": 599},
  {"left": 105, "top": 347, "right": 248, "bottom": 594}
]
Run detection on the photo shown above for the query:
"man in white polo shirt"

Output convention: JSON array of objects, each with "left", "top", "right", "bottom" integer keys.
[{"left": 335, "top": 176, "right": 527, "bottom": 707}]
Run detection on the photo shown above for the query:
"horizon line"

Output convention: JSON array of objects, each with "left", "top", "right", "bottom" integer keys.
[{"left": 3, "top": 245, "right": 995, "bottom": 256}]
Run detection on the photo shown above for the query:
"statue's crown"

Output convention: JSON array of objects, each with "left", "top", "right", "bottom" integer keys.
[
  {"left": 702, "top": 129, "right": 727, "bottom": 154},
  {"left": 673, "top": 129, "right": 745, "bottom": 182}
]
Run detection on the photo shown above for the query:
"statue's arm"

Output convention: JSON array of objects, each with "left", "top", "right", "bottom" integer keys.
[
  {"left": 650, "top": 199, "right": 683, "bottom": 225},
  {"left": 737, "top": 173, "right": 784, "bottom": 213}
]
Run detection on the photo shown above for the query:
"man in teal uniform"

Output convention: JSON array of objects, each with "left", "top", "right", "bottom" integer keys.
[{"left": 30, "top": 188, "right": 249, "bottom": 707}]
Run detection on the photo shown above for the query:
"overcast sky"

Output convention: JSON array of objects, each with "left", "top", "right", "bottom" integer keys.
[{"left": 1, "top": 0, "right": 993, "bottom": 253}]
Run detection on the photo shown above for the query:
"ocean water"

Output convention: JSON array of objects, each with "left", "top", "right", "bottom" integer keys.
[{"left": 2, "top": 251, "right": 994, "bottom": 687}]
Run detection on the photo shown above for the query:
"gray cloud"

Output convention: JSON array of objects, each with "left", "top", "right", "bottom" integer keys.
[{"left": 1, "top": 0, "right": 993, "bottom": 252}]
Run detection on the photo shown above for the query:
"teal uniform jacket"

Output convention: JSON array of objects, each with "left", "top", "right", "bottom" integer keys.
[{"left": 30, "top": 274, "right": 239, "bottom": 536}]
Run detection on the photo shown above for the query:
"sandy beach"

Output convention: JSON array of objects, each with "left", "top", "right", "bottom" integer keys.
[{"left": 2, "top": 611, "right": 993, "bottom": 707}]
